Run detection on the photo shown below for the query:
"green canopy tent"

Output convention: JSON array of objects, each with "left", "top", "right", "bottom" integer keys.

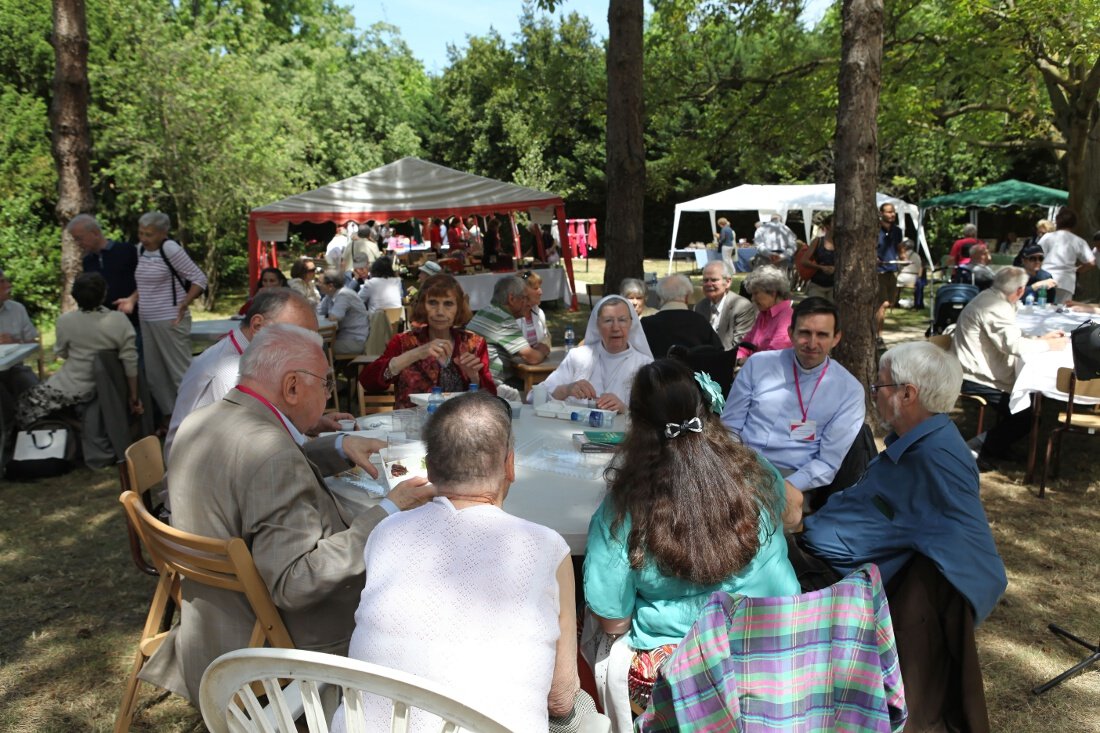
[
  {"left": 916, "top": 179, "right": 1068, "bottom": 267},
  {"left": 920, "top": 179, "right": 1068, "bottom": 210}
]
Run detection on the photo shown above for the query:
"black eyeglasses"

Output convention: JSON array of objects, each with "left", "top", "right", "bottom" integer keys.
[
  {"left": 870, "top": 382, "right": 906, "bottom": 396},
  {"left": 1024, "top": 255, "right": 1045, "bottom": 262},
  {"left": 294, "top": 369, "right": 335, "bottom": 395}
]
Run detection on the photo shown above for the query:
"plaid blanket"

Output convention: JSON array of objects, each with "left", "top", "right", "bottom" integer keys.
[{"left": 637, "top": 563, "right": 906, "bottom": 732}]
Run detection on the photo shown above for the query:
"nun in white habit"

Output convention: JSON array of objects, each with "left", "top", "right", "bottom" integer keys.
[{"left": 543, "top": 294, "right": 654, "bottom": 413}]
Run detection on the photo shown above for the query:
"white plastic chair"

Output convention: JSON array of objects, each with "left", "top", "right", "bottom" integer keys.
[{"left": 201, "top": 647, "right": 611, "bottom": 733}]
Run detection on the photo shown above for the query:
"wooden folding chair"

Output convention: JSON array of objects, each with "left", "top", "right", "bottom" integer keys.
[
  {"left": 1039, "top": 367, "right": 1100, "bottom": 498},
  {"left": 317, "top": 324, "right": 342, "bottom": 413},
  {"left": 116, "top": 490, "right": 294, "bottom": 733},
  {"left": 120, "top": 435, "right": 165, "bottom": 577},
  {"left": 356, "top": 381, "right": 395, "bottom": 417}
]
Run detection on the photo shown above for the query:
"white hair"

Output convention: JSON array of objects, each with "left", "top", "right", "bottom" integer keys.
[
  {"left": 881, "top": 341, "right": 961, "bottom": 414},
  {"left": 744, "top": 265, "right": 790, "bottom": 298},
  {"left": 239, "top": 323, "right": 323, "bottom": 385},
  {"left": 993, "top": 266, "right": 1027, "bottom": 295},
  {"left": 619, "top": 278, "right": 646, "bottom": 297},
  {"left": 138, "top": 211, "right": 171, "bottom": 232},
  {"left": 66, "top": 213, "right": 102, "bottom": 234},
  {"left": 962, "top": 223, "right": 978, "bottom": 238},
  {"left": 702, "top": 260, "right": 733, "bottom": 278},
  {"left": 656, "top": 274, "right": 694, "bottom": 303}
]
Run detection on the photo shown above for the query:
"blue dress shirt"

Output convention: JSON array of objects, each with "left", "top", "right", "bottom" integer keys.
[
  {"left": 721, "top": 349, "right": 864, "bottom": 491},
  {"left": 801, "top": 413, "right": 1007, "bottom": 623}
]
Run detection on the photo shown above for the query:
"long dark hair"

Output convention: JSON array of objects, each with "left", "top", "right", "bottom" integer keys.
[{"left": 605, "top": 359, "right": 779, "bottom": 585}]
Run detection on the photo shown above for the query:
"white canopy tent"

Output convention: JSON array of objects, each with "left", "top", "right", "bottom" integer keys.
[
  {"left": 248, "top": 157, "right": 575, "bottom": 305},
  {"left": 667, "top": 183, "right": 926, "bottom": 274}
]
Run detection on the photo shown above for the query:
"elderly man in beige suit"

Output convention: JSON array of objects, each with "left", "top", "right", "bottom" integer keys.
[{"left": 139, "top": 323, "right": 433, "bottom": 702}]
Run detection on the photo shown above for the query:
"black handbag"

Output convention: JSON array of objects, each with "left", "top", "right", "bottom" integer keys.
[{"left": 1070, "top": 320, "right": 1100, "bottom": 381}]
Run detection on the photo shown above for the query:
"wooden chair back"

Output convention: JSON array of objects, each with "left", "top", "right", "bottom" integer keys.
[
  {"left": 1055, "top": 367, "right": 1100, "bottom": 400},
  {"left": 927, "top": 334, "right": 952, "bottom": 350},
  {"left": 384, "top": 307, "right": 405, "bottom": 334},
  {"left": 318, "top": 324, "right": 342, "bottom": 412},
  {"left": 357, "top": 381, "right": 396, "bottom": 416},
  {"left": 121, "top": 435, "right": 165, "bottom": 577},
  {"left": 115, "top": 491, "right": 293, "bottom": 732},
  {"left": 1039, "top": 368, "right": 1100, "bottom": 497}
]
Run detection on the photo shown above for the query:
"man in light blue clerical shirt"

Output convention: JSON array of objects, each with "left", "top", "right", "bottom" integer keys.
[{"left": 721, "top": 296, "right": 864, "bottom": 504}]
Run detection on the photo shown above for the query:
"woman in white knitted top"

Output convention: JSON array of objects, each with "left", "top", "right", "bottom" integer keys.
[{"left": 334, "top": 392, "right": 596, "bottom": 732}]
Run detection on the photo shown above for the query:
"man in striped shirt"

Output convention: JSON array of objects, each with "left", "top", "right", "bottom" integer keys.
[{"left": 467, "top": 276, "right": 549, "bottom": 387}]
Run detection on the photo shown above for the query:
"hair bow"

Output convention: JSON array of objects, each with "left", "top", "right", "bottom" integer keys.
[
  {"left": 693, "top": 371, "right": 726, "bottom": 414},
  {"left": 664, "top": 416, "right": 703, "bottom": 439}
]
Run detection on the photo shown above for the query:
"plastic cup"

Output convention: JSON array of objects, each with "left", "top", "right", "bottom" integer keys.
[{"left": 338, "top": 419, "right": 356, "bottom": 432}]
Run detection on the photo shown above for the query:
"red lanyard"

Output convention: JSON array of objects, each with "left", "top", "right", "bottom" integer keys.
[
  {"left": 236, "top": 385, "right": 292, "bottom": 436},
  {"left": 228, "top": 329, "right": 244, "bottom": 355},
  {"left": 793, "top": 358, "right": 829, "bottom": 423}
]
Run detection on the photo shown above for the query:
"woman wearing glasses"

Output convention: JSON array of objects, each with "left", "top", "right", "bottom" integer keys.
[
  {"left": 541, "top": 295, "right": 653, "bottom": 413},
  {"left": 360, "top": 274, "right": 496, "bottom": 408},
  {"left": 1018, "top": 243, "right": 1059, "bottom": 304}
]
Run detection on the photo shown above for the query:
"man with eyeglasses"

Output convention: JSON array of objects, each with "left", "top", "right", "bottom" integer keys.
[
  {"left": 693, "top": 261, "right": 756, "bottom": 350},
  {"left": 1018, "top": 243, "right": 1058, "bottom": 304},
  {"left": 142, "top": 323, "right": 434, "bottom": 703},
  {"left": 163, "top": 289, "right": 349, "bottom": 467},
  {"left": 796, "top": 341, "right": 1007, "bottom": 627}
]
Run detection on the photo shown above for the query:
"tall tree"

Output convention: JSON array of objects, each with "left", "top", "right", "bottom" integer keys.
[
  {"left": 49, "top": 0, "right": 93, "bottom": 314},
  {"left": 831, "top": 0, "right": 884, "bottom": 407},
  {"left": 603, "top": 0, "right": 646, "bottom": 294}
]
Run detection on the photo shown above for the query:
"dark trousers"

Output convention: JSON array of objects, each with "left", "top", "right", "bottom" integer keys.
[{"left": 960, "top": 380, "right": 1032, "bottom": 459}]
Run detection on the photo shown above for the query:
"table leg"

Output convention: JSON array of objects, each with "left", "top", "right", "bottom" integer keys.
[{"left": 1024, "top": 392, "right": 1043, "bottom": 484}]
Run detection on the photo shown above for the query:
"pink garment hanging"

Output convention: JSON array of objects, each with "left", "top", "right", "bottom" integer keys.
[{"left": 587, "top": 219, "right": 598, "bottom": 251}]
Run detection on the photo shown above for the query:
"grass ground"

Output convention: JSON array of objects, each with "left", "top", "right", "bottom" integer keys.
[{"left": 3, "top": 261, "right": 1098, "bottom": 731}]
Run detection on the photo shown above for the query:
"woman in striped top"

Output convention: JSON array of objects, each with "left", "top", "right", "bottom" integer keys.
[{"left": 116, "top": 211, "right": 207, "bottom": 422}]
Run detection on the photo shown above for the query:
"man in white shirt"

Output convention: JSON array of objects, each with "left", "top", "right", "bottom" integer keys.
[
  {"left": 693, "top": 261, "right": 756, "bottom": 350},
  {"left": 325, "top": 226, "right": 349, "bottom": 270},
  {"left": 1038, "top": 207, "right": 1095, "bottom": 303},
  {"left": 165, "top": 289, "right": 324, "bottom": 463},
  {"left": 721, "top": 297, "right": 864, "bottom": 506},
  {"left": 952, "top": 266, "right": 1067, "bottom": 465}
]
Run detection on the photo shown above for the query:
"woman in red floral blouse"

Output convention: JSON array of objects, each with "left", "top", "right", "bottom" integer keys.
[{"left": 360, "top": 274, "right": 496, "bottom": 407}]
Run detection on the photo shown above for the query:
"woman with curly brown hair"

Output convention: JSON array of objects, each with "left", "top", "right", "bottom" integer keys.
[{"left": 583, "top": 359, "right": 799, "bottom": 708}]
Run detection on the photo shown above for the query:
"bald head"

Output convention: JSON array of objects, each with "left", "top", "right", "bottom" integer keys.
[{"left": 424, "top": 392, "right": 514, "bottom": 493}]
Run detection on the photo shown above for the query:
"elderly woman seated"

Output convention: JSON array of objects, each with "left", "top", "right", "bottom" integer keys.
[
  {"left": 334, "top": 392, "right": 596, "bottom": 732},
  {"left": 16, "top": 273, "right": 142, "bottom": 429},
  {"left": 516, "top": 271, "right": 551, "bottom": 347},
  {"left": 736, "top": 265, "right": 793, "bottom": 363},
  {"left": 360, "top": 274, "right": 495, "bottom": 408},
  {"left": 317, "top": 269, "right": 370, "bottom": 354},
  {"left": 542, "top": 295, "right": 654, "bottom": 413},
  {"left": 620, "top": 278, "right": 657, "bottom": 318},
  {"left": 584, "top": 360, "right": 800, "bottom": 710}
]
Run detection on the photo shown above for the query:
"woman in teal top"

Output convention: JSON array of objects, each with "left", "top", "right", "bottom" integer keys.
[{"left": 583, "top": 359, "right": 800, "bottom": 707}]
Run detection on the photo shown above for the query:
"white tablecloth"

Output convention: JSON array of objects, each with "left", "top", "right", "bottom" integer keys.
[
  {"left": 454, "top": 268, "right": 571, "bottom": 311},
  {"left": 1009, "top": 308, "right": 1100, "bottom": 413},
  {"left": 0, "top": 342, "right": 39, "bottom": 371},
  {"left": 326, "top": 409, "right": 616, "bottom": 554},
  {"left": 189, "top": 318, "right": 239, "bottom": 349}
]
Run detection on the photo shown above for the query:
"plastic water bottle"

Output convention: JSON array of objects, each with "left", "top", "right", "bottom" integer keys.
[
  {"left": 1024, "top": 293, "right": 1035, "bottom": 310},
  {"left": 1037, "top": 287, "right": 1047, "bottom": 308},
  {"left": 426, "top": 386, "right": 443, "bottom": 416},
  {"left": 564, "top": 326, "right": 575, "bottom": 352},
  {"left": 467, "top": 383, "right": 479, "bottom": 393},
  {"left": 569, "top": 410, "right": 592, "bottom": 424}
]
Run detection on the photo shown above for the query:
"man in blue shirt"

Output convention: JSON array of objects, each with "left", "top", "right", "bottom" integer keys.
[
  {"left": 67, "top": 214, "right": 139, "bottom": 332},
  {"left": 876, "top": 202, "right": 903, "bottom": 308},
  {"left": 721, "top": 297, "right": 864, "bottom": 511},
  {"left": 799, "top": 341, "right": 1007, "bottom": 624}
]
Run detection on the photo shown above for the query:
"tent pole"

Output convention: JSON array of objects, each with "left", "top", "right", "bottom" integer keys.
[
  {"left": 556, "top": 206, "right": 577, "bottom": 310},
  {"left": 509, "top": 213, "right": 522, "bottom": 263},
  {"left": 247, "top": 216, "right": 259, "bottom": 296}
]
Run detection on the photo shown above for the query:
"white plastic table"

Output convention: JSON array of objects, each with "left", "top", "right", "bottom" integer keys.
[
  {"left": 0, "top": 342, "right": 39, "bottom": 371},
  {"left": 326, "top": 409, "right": 618, "bottom": 554}
]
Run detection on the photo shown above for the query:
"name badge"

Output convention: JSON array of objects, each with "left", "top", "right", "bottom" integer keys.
[{"left": 789, "top": 419, "right": 817, "bottom": 442}]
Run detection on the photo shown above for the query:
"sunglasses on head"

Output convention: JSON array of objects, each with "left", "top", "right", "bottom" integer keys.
[{"left": 1025, "top": 255, "right": 1044, "bottom": 261}]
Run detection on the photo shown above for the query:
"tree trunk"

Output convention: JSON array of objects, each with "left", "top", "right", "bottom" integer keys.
[
  {"left": 1056, "top": 62, "right": 1100, "bottom": 301},
  {"left": 50, "top": 0, "right": 94, "bottom": 314},
  {"left": 831, "top": 0, "right": 884, "bottom": 422},
  {"left": 602, "top": 0, "right": 645, "bottom": 297}
]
